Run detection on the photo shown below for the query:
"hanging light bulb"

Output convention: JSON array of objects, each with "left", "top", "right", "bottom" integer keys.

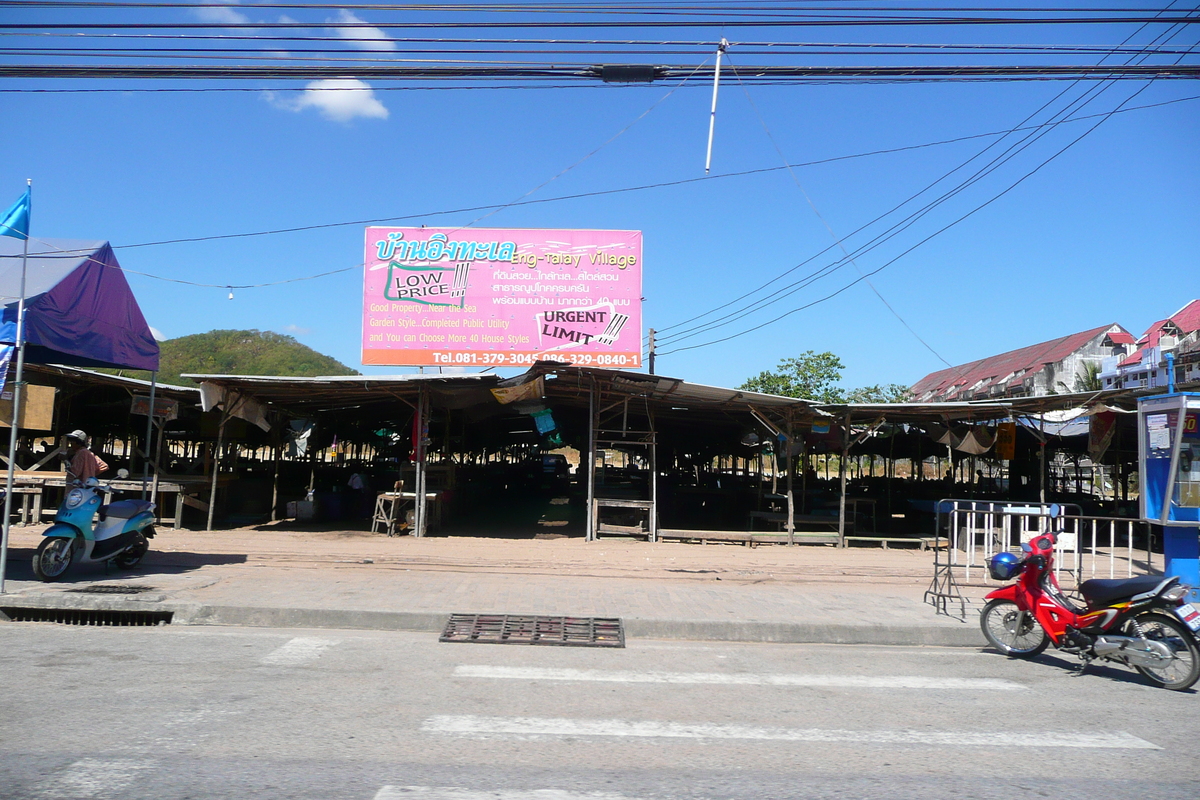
[{"left": 227, "top": 286, "right": 234, "bottom": 300}]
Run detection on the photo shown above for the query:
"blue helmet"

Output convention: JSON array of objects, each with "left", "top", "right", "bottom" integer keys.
[{"left": 987, "top": 551, "right": 1024, "bottom": 581}]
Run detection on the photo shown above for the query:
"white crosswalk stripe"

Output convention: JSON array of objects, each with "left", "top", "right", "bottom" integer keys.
[
  {"left": 33, "top": 758, "right": 155, "bottom": 799},
  {"left": 422, "top": 715, "right": 1160, "bottom": 749},
  {"left": 375, "top": 789, "right": 642, "bottom": 800},
  {"left": 453, "top": 665, "right": 1024, "bottom": 690},
  {"left": 260, "top": 636, "right": 337, "bottom": 666}
]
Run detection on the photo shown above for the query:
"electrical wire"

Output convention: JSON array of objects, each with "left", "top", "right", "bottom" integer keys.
[
  {"left": 655, "top": 6, "right": 1195, "bottom": 356},
  {"left": 725, "top": 52, "right": 953, "bottom": 366},
  {"left": 653, "top": 8, "right": 1194, "bottom": 345}
]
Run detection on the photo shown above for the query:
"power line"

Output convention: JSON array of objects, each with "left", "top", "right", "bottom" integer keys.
[
  {"left": 3, "top": 63, "right": 1198, "bottom": 80},
  {"left": 725, "top": 53, "right": 954, "bottom": 367},
  {"left": 655, "top": 6, "right": 1194, "bottom": 356},
  {"left": 653, "top": 7, "right": 1194, "bottom": 345},
  {"left": 93, "top": 90, "right": 1192, "bottom": 256}
]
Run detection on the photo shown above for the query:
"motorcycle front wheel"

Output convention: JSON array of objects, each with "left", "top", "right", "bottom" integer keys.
[
  {"left": 32, "top": 537, "right": 75, "bottom": 582},
  {"left": 980, "top": 599, "right": 1050, "bottom": 657},
  {"left": 1126, "top": 613, "right": 1200, "bottom": 691},
  {"left": 113, "top": 532, "right": 149, "bottom": 569}
]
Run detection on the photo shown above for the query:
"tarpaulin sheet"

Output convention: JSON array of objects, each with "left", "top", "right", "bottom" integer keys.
[{"left": 0, "top": 238, "right": 159, "bottom": 371}]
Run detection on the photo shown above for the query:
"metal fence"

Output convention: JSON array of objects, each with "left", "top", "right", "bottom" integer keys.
[{"left": 927, "top": 499, "right": 1156, "bottom": 618}]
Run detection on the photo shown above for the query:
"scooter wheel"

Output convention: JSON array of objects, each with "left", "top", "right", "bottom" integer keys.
[
  {"left": 114, "top": 533, "right": 149, "bottom": 569},
  {"left": 32, "top": 537, "right": 75, "bottom": 582}
]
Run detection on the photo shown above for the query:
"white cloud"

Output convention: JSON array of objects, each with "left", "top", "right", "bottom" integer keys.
[
  {"left": 148, "top": 326, "right": 166, "bottom": 342},
  {"left": 329, "top": 9, "right": 397, "bottom": 52},
  {"left": 282, "top": 324, "right": 311, "bottom": 336},
  {"left": 268, "top": 79, "right": 389, "bottom": 122},
  {"left": 194, "top": 1, "right": 251, "bottom": 25}
]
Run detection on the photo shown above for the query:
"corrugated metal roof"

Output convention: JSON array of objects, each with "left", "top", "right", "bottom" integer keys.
[{"left": 910, "top": 323, "right": 1124, "bottom": 401}]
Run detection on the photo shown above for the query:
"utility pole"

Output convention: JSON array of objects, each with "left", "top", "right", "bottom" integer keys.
[{"left": 647, "top": 328, "right": 656, "bottom": 375}]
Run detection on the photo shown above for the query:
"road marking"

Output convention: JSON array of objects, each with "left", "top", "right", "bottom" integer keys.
[
  {"left": 422, "top": 715, "right": 1160, "bottom": 750},
  {"left": 260, "top": 636, "right": 337, "bottom": 666},
  {"left": 34, "top": 758, "right": 154, "bottom": 799},
  {"left": 453, "top": 665, "right": 1023, "bottom": 691},
  {"left": 375, "top": 788, "right": 640, "bottom": 800}
]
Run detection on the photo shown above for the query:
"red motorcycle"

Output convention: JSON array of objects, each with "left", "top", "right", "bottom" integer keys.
[{"left": 981, "top": 531, "right": 1200, "bottom": 690}]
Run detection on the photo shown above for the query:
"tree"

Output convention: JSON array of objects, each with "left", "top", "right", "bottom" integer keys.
[
  {"left": 845, "top": 383, "right": 913, "bottom": 404},
  {"left": 738, "top": 351, "right": 847, "bottom": 403}
]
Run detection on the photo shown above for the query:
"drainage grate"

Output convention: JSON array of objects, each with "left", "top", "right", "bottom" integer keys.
[
  {"left": 0, "top": 607, "right": 173, "bottom": 626},
  {"left": 440, "top": 614, "right": 624, "bottom": 648},
  {"left": 66, "top": 585, "right": 157, "bottom": 595}
]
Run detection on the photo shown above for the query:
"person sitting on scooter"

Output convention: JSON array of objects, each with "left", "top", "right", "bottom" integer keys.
[{"left": 65, "top": 430, "right": 109, "bottom": 484}]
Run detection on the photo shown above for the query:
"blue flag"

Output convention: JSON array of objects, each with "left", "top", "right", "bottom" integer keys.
[{"left": 0, "top": 188, "right": 30, "bottom": 240}]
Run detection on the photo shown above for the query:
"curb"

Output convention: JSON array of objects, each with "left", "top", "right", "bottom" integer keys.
[{"left": 0, "top": 594, "right": 983, "bottom": 648}]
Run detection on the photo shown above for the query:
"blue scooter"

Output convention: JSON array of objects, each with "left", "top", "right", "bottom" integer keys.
[{"left": 32, "top": 470, "right": 157, "bottom": 581}]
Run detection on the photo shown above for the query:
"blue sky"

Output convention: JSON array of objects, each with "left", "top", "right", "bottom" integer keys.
[{"left": 2, "top": 2, "right": 1197, "bottom": 392}]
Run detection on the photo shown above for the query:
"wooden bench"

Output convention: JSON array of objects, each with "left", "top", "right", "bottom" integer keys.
[
  {"left": 845, "top": 535, "right": 931, "bottom": 550},
  {"left": 657, "top": 529, "right": 839, "bottom": 546},
  {"left": 9, "top": 486, "right": 43, "bottom": 526}
]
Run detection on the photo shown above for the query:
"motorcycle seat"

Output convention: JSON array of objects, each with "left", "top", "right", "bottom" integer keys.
[
  {"left": 1079, "top": 576, "right": 1170, "bottom": 608},
  {"left": 103, "top": 499, "right": 153, "bottom": 519}
]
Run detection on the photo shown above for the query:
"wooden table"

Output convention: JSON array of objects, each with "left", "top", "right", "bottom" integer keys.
[
  {"left": 11, "top": 473, "right": 199, "bottom": 529},
  {"left": 372, "top": 491, "right": 442, "bottom": 536}
]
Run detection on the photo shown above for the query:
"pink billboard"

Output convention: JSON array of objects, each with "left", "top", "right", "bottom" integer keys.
[{"left": 363, "top": 227, "right": 642, "bottom": 368}]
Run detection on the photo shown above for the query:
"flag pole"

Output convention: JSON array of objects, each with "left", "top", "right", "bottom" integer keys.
[{"left": 0, "top": 179, "right": 31, "bottom": 594}]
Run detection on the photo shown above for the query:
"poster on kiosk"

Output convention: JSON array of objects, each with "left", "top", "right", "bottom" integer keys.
[{"left": 1138, "top": 391, "right": 1200, "bottom": 601}]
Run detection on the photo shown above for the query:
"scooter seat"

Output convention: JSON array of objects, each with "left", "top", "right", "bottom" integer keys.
[
  {"left": 103, "top": 499, "right": 153, "bottom": 519},
  {"left": 1079, "top": 576, "right": 1170, "bottom": 608}
]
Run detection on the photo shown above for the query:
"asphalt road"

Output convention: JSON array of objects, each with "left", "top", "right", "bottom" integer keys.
[{"left": 1, "top": 623, "right": 1198, "bottom": 800}]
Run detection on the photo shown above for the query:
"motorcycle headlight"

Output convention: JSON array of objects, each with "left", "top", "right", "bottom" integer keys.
[{"left": 64, "top": 488, "right": 86, "bottom": 509}]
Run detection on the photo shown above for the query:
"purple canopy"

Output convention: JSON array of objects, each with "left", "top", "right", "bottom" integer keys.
[{"left": 0, "top": 238, "right": 159, "bottom": 371}]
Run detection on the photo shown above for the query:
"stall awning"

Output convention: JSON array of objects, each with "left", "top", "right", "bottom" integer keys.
[{"left": 0, "top": 238, "right": 159, "bottom": 371}]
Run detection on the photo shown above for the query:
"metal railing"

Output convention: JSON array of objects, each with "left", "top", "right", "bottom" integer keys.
[{"left": 926, "top": 499, "right": 1156, "bottom": 618}]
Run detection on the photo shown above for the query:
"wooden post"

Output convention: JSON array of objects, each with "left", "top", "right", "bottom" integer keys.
[
  {"left": 206, "top": 407, "right": 229, "bottom": 532},
  {"left": 270, "top": 438, "right": 281, "bottom": 523}
]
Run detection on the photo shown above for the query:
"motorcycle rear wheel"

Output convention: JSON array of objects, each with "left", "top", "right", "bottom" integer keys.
[
  {"left": 980, "top": 599, "right": 1050, "bottom": 657},
  {"left": 113, "top": 532, "right": 149, "bottom": 569},
  {"left": 32, "top": 537, "right": 75, "bottom": 582},
  {"left": 1126, "top": 613, "right": 1200, "bottom": 691}
]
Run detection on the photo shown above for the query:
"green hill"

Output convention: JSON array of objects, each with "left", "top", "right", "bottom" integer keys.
[{"left": 102, "top": 329, "right": 360, "bottom": 387}]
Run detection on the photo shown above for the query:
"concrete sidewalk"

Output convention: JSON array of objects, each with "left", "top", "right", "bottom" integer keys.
[{"left": 0, "top": 524, "right": 987, "bottom": 647}]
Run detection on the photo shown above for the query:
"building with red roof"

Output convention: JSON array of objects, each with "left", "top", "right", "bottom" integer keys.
[
  {"left": 1101, "top": 300, "right": 1200, "bottom": 391},
  {"left": 911, "top": 324, "right": 1133, "bottom": 402}
]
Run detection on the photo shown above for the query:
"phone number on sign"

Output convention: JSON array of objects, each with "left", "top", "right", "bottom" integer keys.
[{"left": 431, "top": 352, "right": 638, "bottom": 367}]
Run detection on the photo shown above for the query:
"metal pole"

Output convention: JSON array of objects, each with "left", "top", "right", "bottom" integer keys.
[
  {"left": 141, "top": 371, "right": 157, "bottom": 499},
  {"left": 586, "top": 382, "right": 596, "bottom": 541},
  {"left": 0, "top": 199, "right": 30, "bottom": 595},
  {"left": 1039, "top": 414, "right": 1047, "bottom": 505},
  {"left": 703, "top": 39, "right": 728, "bottom": 174},
  {"left": 786, "top": 413, "right": 795, "bottom": 547},
  {"left": 647, "top": 328, "right": 656, "bottom": 375},
  {"left": 414, "top": 385, "right": 428, "bottom": 537},
  {"left": 838, "top": 412, "right": 850, "bottom": 548}
]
